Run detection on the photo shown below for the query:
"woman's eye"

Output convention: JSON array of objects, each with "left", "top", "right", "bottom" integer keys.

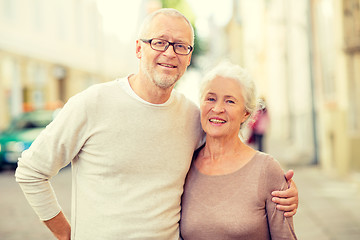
[
  {"left": 207, "top": 98, "right": 216, "bottom": 101},
  {"left": 227, "top": 100, "right": 235, "bottom": 104}
]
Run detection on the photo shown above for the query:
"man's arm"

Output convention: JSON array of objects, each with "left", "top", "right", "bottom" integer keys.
[
  {"left": 15, "top": 95, "right": 87, "bottom": 236},
  {"left": 44, "top": 211, "right": 71, "bottom": 240},
  {"left": 271, "top": 170, "right": 299, "bottom": 217}
]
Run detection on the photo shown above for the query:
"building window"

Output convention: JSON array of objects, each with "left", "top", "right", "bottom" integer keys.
[
  {"left": 314, "top": 0, "right": 336, "bottom": 101},
  {"left": 2, "top": 0, "right": 15, "bottom": 21},
  {"left": 33, "top": 0, "right": 43, "bottom": 32},
  {"left": 348, "top": 55, "right": 360, "bottom": 134},
  {"left": 343, "top": 0, "right": 360, "bottom": 134},
  {"left": 343, "top": 0, "right": 360, "bottom": 51}
]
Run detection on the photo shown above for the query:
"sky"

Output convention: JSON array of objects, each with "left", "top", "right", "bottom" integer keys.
[
  {"left": 95, "top": 0, "right": 143, "bottom": 42},
  {"left": 95, "top": 0, "right": 232, "bottom": 43}
]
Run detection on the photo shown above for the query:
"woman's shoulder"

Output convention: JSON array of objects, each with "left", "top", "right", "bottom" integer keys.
[
  {"left": 254, "top": 151, "right": 278, "bottom": 164},
  {"left": 253, "top": 152, "right": 285, "bottom": 178}
]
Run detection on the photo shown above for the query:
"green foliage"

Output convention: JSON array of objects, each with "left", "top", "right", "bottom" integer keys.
[
  {"left": 161, "top": 0, "right": 181, "bottom": 8},
  {"left": 160, "top": 0, "right": 206, "bottom": 67}
]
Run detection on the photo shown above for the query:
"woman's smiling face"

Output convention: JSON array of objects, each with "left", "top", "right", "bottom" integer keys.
[{"left": 200, "top": 76, "right": 250, "bottom": 140}]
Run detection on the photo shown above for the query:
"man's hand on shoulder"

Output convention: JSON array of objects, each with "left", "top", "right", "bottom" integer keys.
[{"left": 271, "top": 169, "right": 299, "bottom": 217}]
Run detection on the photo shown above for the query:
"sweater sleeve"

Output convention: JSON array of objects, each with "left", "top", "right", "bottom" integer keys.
[
  {"left": 263, "top": 157, "right": 297, "bottom": 240},
  {"left": 15, "top": 92, "right": 90, "bottom": 221}
]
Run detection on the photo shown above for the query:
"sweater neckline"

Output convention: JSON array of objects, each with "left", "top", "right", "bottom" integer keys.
[
  {"left": 117, "top": 75, "right": 176, "bottom": 107},
  {"left": 191, "top": 151, "right": 260, "bottom": 178}
]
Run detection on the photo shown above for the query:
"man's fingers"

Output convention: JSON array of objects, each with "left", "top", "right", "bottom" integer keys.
[
  {"left": 272, "top": 179, "right": 298, "bottom": 197},
  {"left": 272, "top": 188, "right": 293, "bottom": 198},
  {"left": 284, "top": 169, "right": 294, "bottom": 181},
  {"left": 273, "top": 196, "right": 298, "bottom": 218},
  {"left": 276, "top": 203, "right": 297, "bottom": 212},
  {"left": 272, "top": 170, "right": 299, "bottom": 218},
  {"left": 284, "top": 208, "right": 297, "bottom": 218},
  {"left": 272, "top": 196, "right": 296, "bottom": 205},
  {"left": 271, "top": 190, "right": 285, "bottom": 198}
]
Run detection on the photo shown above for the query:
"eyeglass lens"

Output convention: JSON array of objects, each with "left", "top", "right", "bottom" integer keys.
[{"left": 151, "top": 39, "right": 191, "bottom": 55}]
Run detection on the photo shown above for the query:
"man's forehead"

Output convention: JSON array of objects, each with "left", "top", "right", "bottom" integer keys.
[
  {"left": 150, "top": 14, "right": 188, "bottom": 27},
  {"left": 147, "top": 15, "right": 192, "bottom": 42}
]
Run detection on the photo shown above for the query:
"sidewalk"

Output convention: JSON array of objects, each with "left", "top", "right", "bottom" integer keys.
[{"left": 288, "top": 165, "right": 360, "bottom": 240}]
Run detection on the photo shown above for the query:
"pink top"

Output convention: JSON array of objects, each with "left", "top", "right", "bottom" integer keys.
[{"left": 180, "top": 151, "right": 297, "bottom": 240}]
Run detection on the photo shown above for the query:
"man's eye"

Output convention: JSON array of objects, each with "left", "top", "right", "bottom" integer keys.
[
  {"left": 175, "top": 44, "right": 187, "bottom": 50},
  {"left": 153, "top": 40, "right": 166, "bottom": 46}
]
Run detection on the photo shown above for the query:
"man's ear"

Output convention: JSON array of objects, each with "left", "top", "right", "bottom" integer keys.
[
  {"left": 187, "top": 53, "right": 192, "bottom": 66},
  {"left": 136, "top": 40, "right": 142, "bottom": 59}
]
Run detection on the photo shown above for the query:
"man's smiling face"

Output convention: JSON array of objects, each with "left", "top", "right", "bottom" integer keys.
[{"left": 137, "top": 13, "right": 193, "bottom": 90}]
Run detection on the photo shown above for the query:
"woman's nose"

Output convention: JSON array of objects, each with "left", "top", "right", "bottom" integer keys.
[{"left": 212, "top": 102, "right": 225, "bottom": 113}]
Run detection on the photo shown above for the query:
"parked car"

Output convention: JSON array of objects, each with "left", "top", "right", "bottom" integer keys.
[{"left": 0, "top": 109, "right": 60, "bottom": 170}]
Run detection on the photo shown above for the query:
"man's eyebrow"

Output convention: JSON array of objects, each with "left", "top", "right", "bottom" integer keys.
[{"left": 156, "top": 35, "right": 189, "bottom": 44}]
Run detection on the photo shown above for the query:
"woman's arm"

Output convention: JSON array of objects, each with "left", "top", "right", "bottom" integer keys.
[{"left": 265, "top": 160, "right": 298, "bottom": 239}]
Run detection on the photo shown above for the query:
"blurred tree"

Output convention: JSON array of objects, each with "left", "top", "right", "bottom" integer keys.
[{"left": 160, "top": 0, "right": 205, "bottom": 67}]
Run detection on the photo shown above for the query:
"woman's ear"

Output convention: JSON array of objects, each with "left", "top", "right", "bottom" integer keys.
[{"left": 242, "top": 111, "right": 251, "bottom": 123}]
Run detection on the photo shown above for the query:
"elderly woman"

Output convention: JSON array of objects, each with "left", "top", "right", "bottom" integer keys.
[{"left": 180, "top": 62, "right": 297, "bottom": 240}]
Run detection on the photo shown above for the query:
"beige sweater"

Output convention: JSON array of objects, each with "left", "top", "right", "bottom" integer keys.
[
  {"left": 180, "top": 151, "right": 297, "bottom": 240},
  {"left": 15, "top": 77, "right": 204, "bottom": 240}
]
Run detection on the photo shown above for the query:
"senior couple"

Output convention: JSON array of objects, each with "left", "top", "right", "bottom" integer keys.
[{"left": 16, "top": 8, "right": 298, "bottom": 239}]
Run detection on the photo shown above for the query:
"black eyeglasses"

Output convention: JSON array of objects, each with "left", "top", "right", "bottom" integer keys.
[{"left": 140, "top": 38, "right": 193, "bottom": 55}]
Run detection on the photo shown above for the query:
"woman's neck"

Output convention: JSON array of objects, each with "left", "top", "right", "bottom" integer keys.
[
  {"left": 195, "top": 135, "right": 256, "bottom": 175},
  {"left": 202, "top": 136, "right": 243, "bottom": 162}
]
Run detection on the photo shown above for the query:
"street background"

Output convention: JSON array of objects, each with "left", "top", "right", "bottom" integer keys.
[
  {"left": 1, "top": 162, "right": 360, "bottom": 240},
  {"left": 1, "top": 0, "right": 360, "bottom": 239}
]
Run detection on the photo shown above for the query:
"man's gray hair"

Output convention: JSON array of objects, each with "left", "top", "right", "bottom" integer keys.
[{"left": 138, "top": 8, "right": 195, "bottom": 45}]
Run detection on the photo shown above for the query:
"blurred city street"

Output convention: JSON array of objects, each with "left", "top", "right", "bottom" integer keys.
[
  {"left": 0, "top": 167, "right": 71, "bottom": 240},
  {"left": 0, "top": 0, "right": 360, "bottom": 239},
  {"left": 1, "top": 163, "right": 360, "bottom": 240},
  {"left": 292, "top": 165, "right": 360, "bottom": 240}
]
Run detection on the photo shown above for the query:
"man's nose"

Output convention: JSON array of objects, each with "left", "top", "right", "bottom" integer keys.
[{"left": 163, "top": 44, "right": 177, "bottom": 56}]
